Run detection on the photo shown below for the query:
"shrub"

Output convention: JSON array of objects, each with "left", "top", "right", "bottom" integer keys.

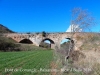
[
  {"left": 39, "top": 42, "right": 51, "bottom": 49},
  {"left": 0, "top": 36, "right": 21, "bottom": 51},
  {"left": 42, "top": 31, "right": 46, "bottom": 37}
]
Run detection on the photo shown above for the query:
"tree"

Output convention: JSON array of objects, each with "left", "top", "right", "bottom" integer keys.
[
  {"left": 69, "top": 7, "right": 96, "bottom": 57},
  {"left": 54, "top": 7, "right": 96, "bottom": 74},
  {"left": 66, "top": 8, "right": 96, "bottom": 62},
  {"left": 42, "top": 31, "right": 46, "bottom": 37},
  {"left": 70, "top": 7, "right": 95, "bottom": 32}
]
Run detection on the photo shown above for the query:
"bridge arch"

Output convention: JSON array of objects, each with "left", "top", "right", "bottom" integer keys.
[
  {"left": 39, "top": 38, "right": 55, "bottom": 49},
  {"left": 19, "top": 39, "right": 33, "bottom": 44},
  {"left": 60, "top": 38, "right": 74, "bottom": 44},
  {"left": 42, "top": 38, "right": 55, "bottom": 44},
  {"left": 60, "top": 38, "right": 74, "bottom": 51}
]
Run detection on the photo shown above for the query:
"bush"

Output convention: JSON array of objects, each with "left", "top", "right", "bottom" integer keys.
[
  {"left": 39, "top": 42, "right": 51, "bottom": 49},
  {"left": 42, "top": 31, "right": 46, "bottom": 37},
  {"left": 0, "top": 36, "right": 21, "bottom": 51}
]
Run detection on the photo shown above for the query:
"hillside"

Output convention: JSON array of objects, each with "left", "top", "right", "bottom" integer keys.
[{"left": 0, "top": 24, "right": 15, "bottom": 33}]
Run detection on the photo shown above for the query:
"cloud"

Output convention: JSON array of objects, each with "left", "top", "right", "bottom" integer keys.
[{"left": 66, "top": 24, "right": 82, "bottom": 32}]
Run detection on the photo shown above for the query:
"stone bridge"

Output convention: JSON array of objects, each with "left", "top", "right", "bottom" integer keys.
[{"left": 3, "top": 32, "right": 90, "bottom": 50}]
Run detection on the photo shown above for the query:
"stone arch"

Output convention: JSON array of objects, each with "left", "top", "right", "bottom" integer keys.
[
  {"left": 19, "top": 39, "right": 33, "bottom": 44},
  {"left": 60, "top": 37, "right": 74, "bottom": 51},
  {"left": 60, "top": 37, "right": 74, "bottom": 44},
  {"left": 60, "top": 37, "right": 75, "bottom": 62},
  {"left": 39, "top": 38, "right": 55, "bottom": 49},
  {"left": 42, "top": 38, "right": 55, "bottom": 44}
]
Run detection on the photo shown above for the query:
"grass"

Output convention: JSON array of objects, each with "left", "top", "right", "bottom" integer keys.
[
  {"left": 0, "top": 50, "right": 53, "bottom": 75},
  {"left": 71, "top": 50, "right": 100, "bottom": 75},
  {"left": 15, "top": 44, "right": 52, "bottom": 51}
]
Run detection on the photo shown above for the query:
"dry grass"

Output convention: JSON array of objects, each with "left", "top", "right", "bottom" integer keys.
[
  {"left": 74, "top": 34, "right": 100, "bottom": 75},
  {"left": 54, "top": 33, "right": 100, "bottom": 75},
  {"left": 73, "top": 50, "right": 100, "bottom": 75},
  {"left": 50, "top": 61, "right": 57, "bottom": 75},
  {"left": 54, "top": 47, "right": 100, "bottom": 75}
]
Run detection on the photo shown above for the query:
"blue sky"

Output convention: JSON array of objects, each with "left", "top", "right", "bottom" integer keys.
[{"left": 0, "top": 0, "right": 100, "bottom": 32}]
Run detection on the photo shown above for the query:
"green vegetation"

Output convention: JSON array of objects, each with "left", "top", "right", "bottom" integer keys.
[
  {"left": 42, "top": 31, "right": 46, "bottom": 37},
  {"left": 0, "top": 36, "right": 21, "bottom": 52},
  {"left": 0, "top": 24, "right": 14, "bottom": 33},
  {"left": 39, "top": 42, "right": 51, "bottom": 49},
  {"left": 0, "top": 24, "right": 100, "bottom": 75},
  {"left": 0, "top": 36, "right": 50, "bottom": 51},
  {"left": 19, "top": 44, "right": 51, "bottom": 51},
  {"left": 0, "top": 50, "right": 53, "bottom": 75},
  {"left": 0, "top": 25, "right": 54, "bottom": 75},
  {"left": 0, "top": 24, "right": 17, "bottom": 51}
]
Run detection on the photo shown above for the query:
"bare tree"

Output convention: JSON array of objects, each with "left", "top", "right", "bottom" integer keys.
[
  {"left": 68, "top": 7, "right": 96, "bottom": 56},
  {"left": 54, "top": 7, "right": 96, "bottom": 74},
  {"left": 71, "top": 7, "right": 95, "bottom": 32},
  {"left": 67, "top": 8, "right": 96, "bottom": 61}
]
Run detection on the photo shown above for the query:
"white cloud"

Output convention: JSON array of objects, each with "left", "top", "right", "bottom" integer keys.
[{"left": 66, "top": 24, "right": 82, "bottom": 32}]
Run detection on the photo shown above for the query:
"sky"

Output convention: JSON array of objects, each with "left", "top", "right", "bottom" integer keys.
[{"left": 0, "top": 0, "right": 100, "bottom": 33}]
